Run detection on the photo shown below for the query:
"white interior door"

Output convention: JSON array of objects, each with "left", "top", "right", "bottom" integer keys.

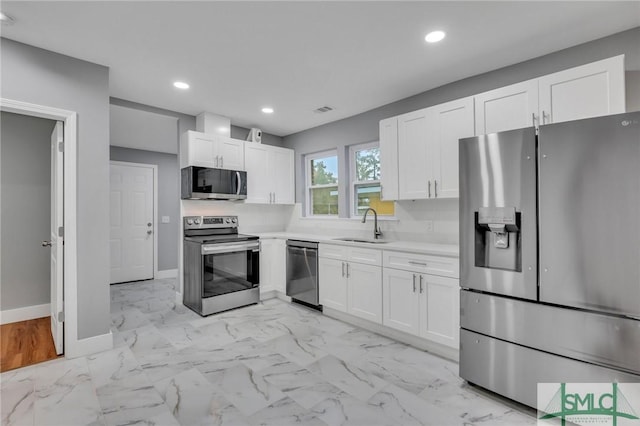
[
  {"left": 50, "top": 122, "right": 64, "bottom": 355},
  {"left": 110, "top": 163, "right": 154, "bottom": 284}
]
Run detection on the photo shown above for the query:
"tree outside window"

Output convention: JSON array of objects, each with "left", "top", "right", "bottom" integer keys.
[
  {"left": 350, "top": 142, "right": 394, "bottom": 217},
  {"left": 306, "top": 151, "right": 339, "bottom": 216}
]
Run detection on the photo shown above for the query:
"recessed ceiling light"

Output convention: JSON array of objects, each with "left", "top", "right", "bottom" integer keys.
[
  {"left": 217, "top": 126, "right": 229, "bottom": 133},
  {"left": 0, "top": 12, "right": 15, "bottom": 25},
  {"left": 173, "top": 81, "right": 189, "bottom": 89},
  {"left": 425, "top": 30, "right": 446, "bottom": 43},
  {"left": 261, "top": 107, "right": 274, "bottom": 114}
]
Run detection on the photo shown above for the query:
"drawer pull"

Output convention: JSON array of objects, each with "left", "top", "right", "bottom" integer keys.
[{"left": 408, "top": 261, "right": 427, "bottom": 266}]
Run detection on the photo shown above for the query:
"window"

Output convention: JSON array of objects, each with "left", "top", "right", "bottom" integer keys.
[
  {"left": 306, "top": 150, "right": 339, "bottom": 216},
  {"left": 350, "top": 142, "right": 395, "bottom": 217}
]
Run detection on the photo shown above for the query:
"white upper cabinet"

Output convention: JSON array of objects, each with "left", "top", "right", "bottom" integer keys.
[
  {"left": 180, "top": 130, "right": 245, "bottom": 170},
  {"left": 474, "top": 79, "right": 539, "bottom": 135},
  {"left": 244, "top": 143, "right": 294, "bottom": 205},
  {"left": 396, "top": 98, "right": 474, "bottom": 200},
  {"left": 428, "top": 97, "right": 475, "bottom": 199},
  {"left": 397, "top": 108, "right": 430, "bottom": 200},
  {"left": 538, "top": 55, "right": 625, "bottom": 124},
  {"left": 379, "top": 117, "right": 399, "bottom": 201},
  {"left": 475, "top": 55, "right": 625, "bottom": 135}
]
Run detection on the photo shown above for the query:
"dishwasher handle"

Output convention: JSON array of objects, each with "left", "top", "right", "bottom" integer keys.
[{"left": 286, "top": 239, "right": 319, "bottom": 250}]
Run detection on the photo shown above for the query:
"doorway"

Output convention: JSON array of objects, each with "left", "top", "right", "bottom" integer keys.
[
  {"left": 0, "top": 112, "right": 63, "bottom": 371},
  {"left": 109, "top": 161, "right": 157, "bottom": 284}
]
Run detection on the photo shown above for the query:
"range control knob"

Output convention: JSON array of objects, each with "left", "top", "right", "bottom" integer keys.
[
  {"left": 226, "top": 218, "right": 231, "bottom": 223},
  {"left": 186, "top": 218, "right": 193, "bottom": 225},
  {"left": 231, "top": 218, "right": 237, "bottom": 223},
  {"left": 194, "top": 218, "right": 201, "bottom": 225}
]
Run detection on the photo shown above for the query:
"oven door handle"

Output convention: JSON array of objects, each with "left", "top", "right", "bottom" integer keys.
[{"left": 201, "top": 241, "right": 260, "bottom": 255}]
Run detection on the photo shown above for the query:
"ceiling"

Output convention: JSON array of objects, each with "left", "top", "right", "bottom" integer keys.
[{"left": 1, "top": 1, "right": 639, "bottom": 137}]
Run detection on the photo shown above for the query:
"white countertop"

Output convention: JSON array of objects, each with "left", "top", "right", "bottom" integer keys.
[{"left": 256, "top": 232, "right": 459, "bottom": 257}]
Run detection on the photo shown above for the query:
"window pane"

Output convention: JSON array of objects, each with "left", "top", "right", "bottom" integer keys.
[
  {"left": 354, "top": 183, "right": 394, "bottom": 216},
  {"left": 311, "top": 156, "right": 338, "bottom": 185},
  {"left": 355, "top": 147, "right": 380, "bottom": 181},
  {"left": 311, "top": 186, "right": 339, "bottom": 215}
]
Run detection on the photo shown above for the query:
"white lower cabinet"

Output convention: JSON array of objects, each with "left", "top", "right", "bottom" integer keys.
[
  {"left": 382, "top": 268, "right": 421, "bottom": 335},
  {"left": 319, "top": 244, "right": 382, "bottom": 323},
  {"left": 260, "top": 238, "right": 286, "bottom": 294},
  {"left": 347, "top": 262, "right": 382, "bottom": 323},
  {"left": 383, "top": 268, "right": 459, "bottom": 348},
  {"left": 319, "top": 257, "right": 348, "bottom": 312}
]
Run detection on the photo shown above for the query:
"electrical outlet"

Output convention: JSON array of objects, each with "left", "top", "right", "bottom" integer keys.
[
  {"left": 425, "top": 220, "right": 434, "bottom": 232},
  {"left": 162, "top": 216, "right": 170, "bottom": 223}
]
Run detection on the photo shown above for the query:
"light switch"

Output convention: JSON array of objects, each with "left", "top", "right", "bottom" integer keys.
[{"left": 161, "top": 216, "right": 170, "bottom": 224}]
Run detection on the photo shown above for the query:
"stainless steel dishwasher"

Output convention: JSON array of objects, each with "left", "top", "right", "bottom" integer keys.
[{"left": 286, "top": 240, "right": 321, "bottom": 309}]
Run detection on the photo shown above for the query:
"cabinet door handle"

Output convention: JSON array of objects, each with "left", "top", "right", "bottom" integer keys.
[
  {"left": 220, "top": 156, "right": 224, "bottom": 168},
  {"left": 419, "top": 275, "right": 424, "bottom": 293},
  {"left": 412, "top": 274, "right": 417, "bottom": 293},
  {"left": 342, "top": 262, "right": 345, "bottom": 277},
  {"left": 428, "top": 180, "right": 431, "bottom": 198},
  {"left": 272, "top": 192, "right": 276, "bottom": 204},
  {"left": 408, "top": 260, "right": 427, "bottom": 266},
  {"left": 346, "top": 263, "right": 350, "bottom": 278},
  {"left": 434, "top": 180, "right": 438, "bottom": 198},
  {"left": 532, "top": 113, "right": 538, "bottom": 127},
  {"left": 542, "top": 110, "right": 550, "bottom": 125}
]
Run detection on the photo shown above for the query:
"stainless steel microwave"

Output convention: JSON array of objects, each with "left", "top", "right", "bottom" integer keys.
[{"left": 181, "top": 166, "right": 247, "bottom": 200}]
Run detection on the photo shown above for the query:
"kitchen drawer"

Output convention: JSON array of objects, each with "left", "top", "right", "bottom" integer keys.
[
  {"left": 383, "top": 250, "right": 459, "bottom": 278},
  {"left": 319, "top": 243, "right": 348, "bottom": 260},
  {"left": 348, "top": 247, "right": 382, "bottom": 266}
]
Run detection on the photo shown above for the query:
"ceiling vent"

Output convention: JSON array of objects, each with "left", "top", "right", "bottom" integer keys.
[{"left": 313, "top": 106, "right": 334, "bottom": 114}]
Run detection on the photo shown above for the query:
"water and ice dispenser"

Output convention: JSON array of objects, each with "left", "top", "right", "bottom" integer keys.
[{"left": 474, "top": 207, "right": 521, "bottom": 272}]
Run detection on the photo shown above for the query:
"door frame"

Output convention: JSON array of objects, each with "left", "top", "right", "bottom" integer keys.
[
  {"left": 109, "top": 160, "right": 159, "bottom": 280},
  {"left": 0, "top": 98, "right": 78, "bottom": 357}
]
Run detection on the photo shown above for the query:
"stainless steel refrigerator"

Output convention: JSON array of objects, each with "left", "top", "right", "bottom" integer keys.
[{"left": 459, "top": 111, "right": 640, "bottom": 408}]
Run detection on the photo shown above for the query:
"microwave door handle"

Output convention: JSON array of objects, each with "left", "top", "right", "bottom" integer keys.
[{"left": 236, "top": 171, "right": 242, "bottom": 195}]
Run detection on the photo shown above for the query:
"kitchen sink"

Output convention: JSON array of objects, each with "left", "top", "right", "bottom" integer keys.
[{"left": 333, "top": 237, "right": 389, "bottom": 244}]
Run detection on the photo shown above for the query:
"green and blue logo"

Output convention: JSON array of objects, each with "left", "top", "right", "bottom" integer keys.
[{"left": 538, "top": 383, "right": 640, "bottom": 426}]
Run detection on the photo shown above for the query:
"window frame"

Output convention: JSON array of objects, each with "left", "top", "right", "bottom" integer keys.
[
  {"left": 349, "top": 141, "right": 394, "bottom": 219},
  {"left": 305, "top": 149, "right": 339, "bottom": 217}
]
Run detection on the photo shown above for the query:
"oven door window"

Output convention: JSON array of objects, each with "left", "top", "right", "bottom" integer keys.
[{"left": 202, "top": 249, "right": 259, "bottom": 298}]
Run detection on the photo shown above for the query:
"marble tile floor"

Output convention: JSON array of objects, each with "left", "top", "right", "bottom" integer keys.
[{"left": 1, "top": 278, "right": 536, "bottom": 426}]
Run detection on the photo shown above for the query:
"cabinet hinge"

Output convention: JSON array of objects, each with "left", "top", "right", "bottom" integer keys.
[
  {"left": 58, "top": 142, "right": 64, "bottom": 152},
  {"left": 58, "top": 311, "right": 65, "bottom": 322},
  {"left": 58, "top": 226, "right": 64, "bottom": 238}
]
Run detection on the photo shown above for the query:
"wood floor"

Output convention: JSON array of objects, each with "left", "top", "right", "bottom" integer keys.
[{"left": 0, "top": 317, "right": 60, "bottom": 373}]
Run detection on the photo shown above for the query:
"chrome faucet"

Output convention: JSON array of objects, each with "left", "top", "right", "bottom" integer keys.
[{"left": 362, "top": 208, "right": 383, "bottom": 239}]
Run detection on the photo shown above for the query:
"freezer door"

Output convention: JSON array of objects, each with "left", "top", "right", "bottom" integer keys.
[
  {"left": 459, "top": 127, "right": 537, "bottom": 300},
  {"left": 539, "top": 112, "right": 640, "bottom": 317}
]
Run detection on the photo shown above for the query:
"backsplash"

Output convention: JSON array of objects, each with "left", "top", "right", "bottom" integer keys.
[
  {"left": 285, "top": 200, "right": 458, "bottom": 245},
  {"left": 181, "top": 200, "right": 294, "bottom": 233},
  {"left": 181, "top": 199, "right": 458, "bottom": 245}
]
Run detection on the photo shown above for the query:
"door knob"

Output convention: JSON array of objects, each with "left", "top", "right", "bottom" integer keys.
[
  {"left": 147, "top": 230, "right": 152, "bottom": 235},
  {"left": 42, "top": 241, "right": 52, "bottom": 247},
  {"left": 147, "top": 222, "right": 152, "bottom": 227}
]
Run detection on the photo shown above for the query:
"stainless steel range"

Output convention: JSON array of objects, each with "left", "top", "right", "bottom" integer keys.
[{"left": 183, "top": 215, "right": 260, "bottom": 316}]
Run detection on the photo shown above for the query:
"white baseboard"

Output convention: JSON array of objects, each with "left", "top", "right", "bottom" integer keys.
[
  {"left": 0, "top": 303, "right": 50, "bottom": 325},
  {"left": 175, "top": 292, "right": 183, "bottom": 304},
  {"left": 155, "top": 269, "right": 178, "bottom": 279},
  {"left": 66, "top": 331, "right": 113, "bottom": 359}
]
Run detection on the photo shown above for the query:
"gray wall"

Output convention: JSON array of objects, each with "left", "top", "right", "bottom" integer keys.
[
  {"left": 1, "top": 112, "right": 56, "bottom": 310},
  {"left": 1, "top": 38, "right": 111, "bottom": 339},
  {"left": 110, "top": 147, "right": 180, "bottom": 271},
  {"left": 283, "top": 27, "right": 640, "bottom": 210}
]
